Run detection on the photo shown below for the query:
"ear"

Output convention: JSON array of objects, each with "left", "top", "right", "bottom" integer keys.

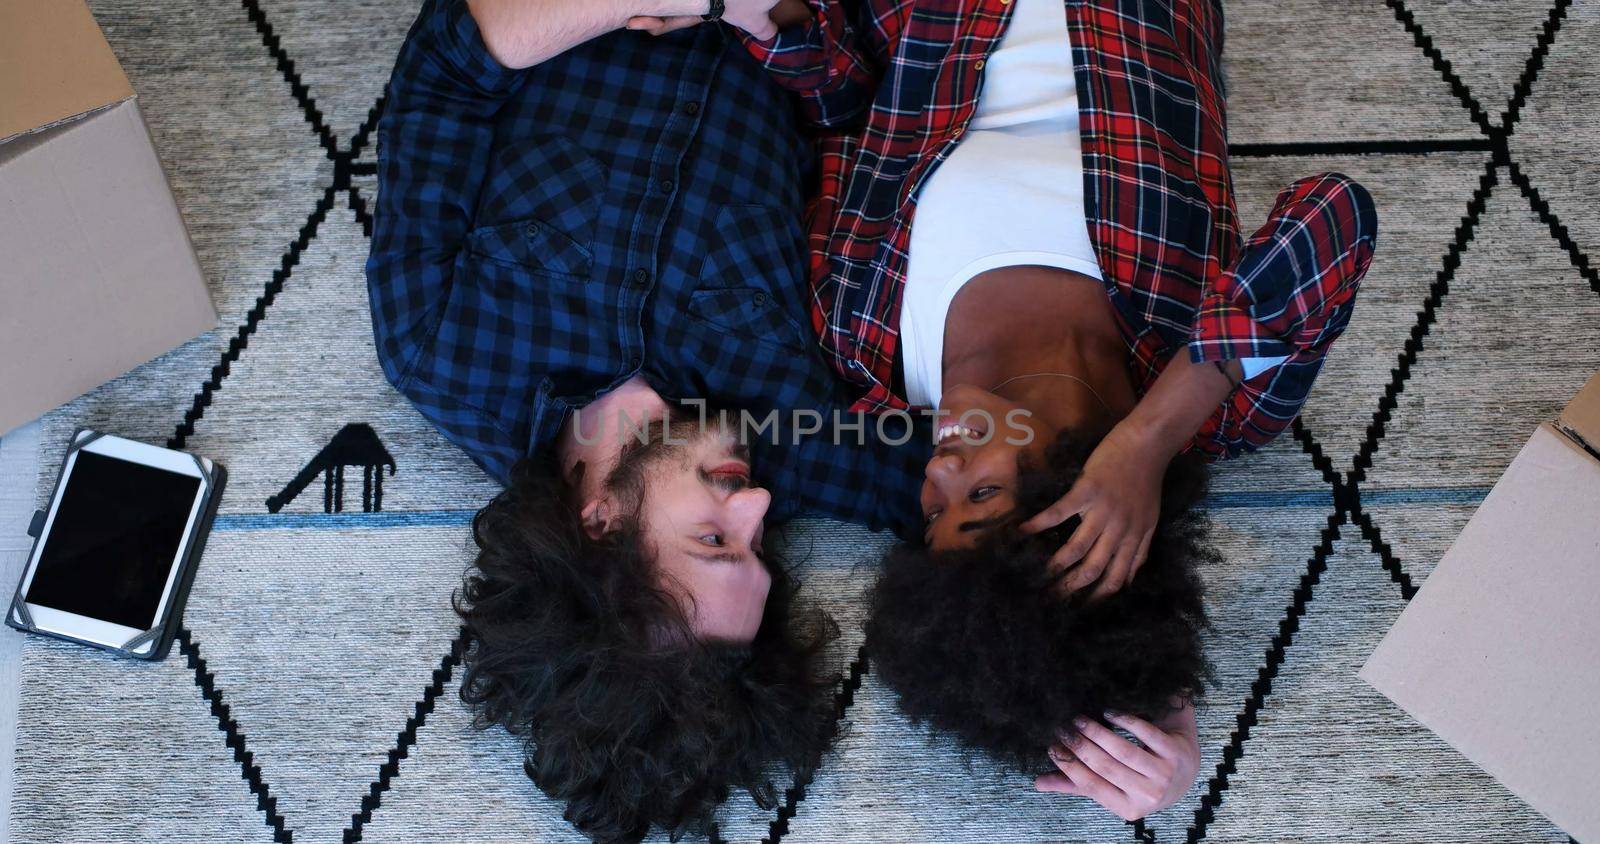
[{"left": 580, "top": 498, "right": 616, "bottom": 540}]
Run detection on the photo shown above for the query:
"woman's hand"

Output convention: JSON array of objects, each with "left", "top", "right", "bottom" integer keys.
[
  {"left": 1020, "top": 422, "right": 1166, "bottom": 600},
  {"left": 1036, "top": 705, "right": 1201, "bottom": 820},
  {"left": 1020, "top": 355, "right": 1237, "bottom": 599}
]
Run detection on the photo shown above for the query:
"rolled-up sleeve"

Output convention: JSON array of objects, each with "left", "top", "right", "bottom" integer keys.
[
  {"left": 736, "top": 0, "right": 897, "bottom": 129},
  {"left": 365, "top": 0, "right": 531, "bottom": 483},
  {"left": 1189, "top": 173, "right": 1377, "bottom": 364},
  {"left": 1184, "top": 173, "right": 1378, "bottom": 458}
]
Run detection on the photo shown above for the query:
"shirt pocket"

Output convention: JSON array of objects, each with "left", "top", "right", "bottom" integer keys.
[
  {"left": 466, "top": 218, "right": 593, "bottom": 278},
  {"left": 692, "top": 204, "right": 810, "bottom": 351},
  {"left": 685, "top": 287, "right": 809, "bottom": 354},
  {"left": 467, "top": 134, "right": 605, "bottom": 278}
]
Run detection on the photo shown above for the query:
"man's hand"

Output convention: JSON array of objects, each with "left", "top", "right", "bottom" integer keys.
[
  {"left": 624, "top": 14, "right": 701, "bottom": 35},
  {"left": 626, "top": 0, "right": 785, "bottom": 39},
  {"left": 1036, "top": 706, "right": 1201, "bottom": 821},
  {"left": 1020, "top": 422, "right": 1166, "bottom": 600}
]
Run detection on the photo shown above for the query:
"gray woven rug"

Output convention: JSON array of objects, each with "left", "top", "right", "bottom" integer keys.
[{"left": 11, "top": 0, "right": 1600, "bottom": 841}]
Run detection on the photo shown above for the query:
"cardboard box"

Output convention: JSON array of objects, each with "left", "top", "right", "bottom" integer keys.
[
  {"left": 0, "top": 0, "right": 216, "bottom": 435},
  {"left": 1362, "top": 370, "right": 1600, "bottom": 843}
]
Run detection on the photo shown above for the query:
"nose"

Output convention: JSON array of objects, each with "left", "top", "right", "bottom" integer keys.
[{"left": 725, "top": 486, "right": 772, "bottom": 551}]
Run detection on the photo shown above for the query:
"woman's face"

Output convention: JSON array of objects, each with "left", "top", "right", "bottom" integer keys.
[{"left": 920, "top": 383, "right": 1053, "bottom": 550}]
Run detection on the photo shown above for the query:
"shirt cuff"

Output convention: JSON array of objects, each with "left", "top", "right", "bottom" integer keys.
[
  {"left": 1188, "top": 290, "right": 1295, "bottom": 364},
  {"left": 735, "top": 15, "right": 823, "bottom": 72},
  {"left": 1240, "top": 355, "right": 1289, "bottom": 381},
  {"left": 527, "top": 378, "right": 571, "bottom": 464}
]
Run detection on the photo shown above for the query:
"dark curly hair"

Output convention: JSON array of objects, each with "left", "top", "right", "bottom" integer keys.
[
  {"left": 865, "top": 429, "right": 1215, "bottom": 774},
  {"left": 456, "top": 454, "right": 840, "bottom": 843}
]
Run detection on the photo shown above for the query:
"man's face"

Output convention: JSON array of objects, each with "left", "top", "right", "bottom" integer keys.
[
  {"left": 629, "top": 423, "right": 773, "bottom": 644},
  {"left": 921, "top": 384, "right": 1051, "bottom": 551}
]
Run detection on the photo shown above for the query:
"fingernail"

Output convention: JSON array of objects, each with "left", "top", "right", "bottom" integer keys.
[{"left": 1073, "top": 716, "right": 1088, "bottom": 728}]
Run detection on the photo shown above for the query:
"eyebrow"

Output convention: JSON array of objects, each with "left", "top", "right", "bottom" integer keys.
[
  {"left": 922, "top": 513, "right": 1007, "bottom": 544},
  {"left": 958, "top": 516, "right": 1006, "bottom": 533}
]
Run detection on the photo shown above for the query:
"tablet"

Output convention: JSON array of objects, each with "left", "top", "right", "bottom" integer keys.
[{"left": 7, "top": 430, "right": 226, "bottom": 660}]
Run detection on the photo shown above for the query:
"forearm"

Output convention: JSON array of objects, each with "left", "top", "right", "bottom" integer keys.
[
  {"left": 467, "top": 0, "right": 704, "bottom": 68},
  {"left": 1118, "top": 356, "right": 1242, "bottom": 462}
]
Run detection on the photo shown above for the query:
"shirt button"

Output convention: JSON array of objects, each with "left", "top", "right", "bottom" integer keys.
[
  {"left": 974, "top": 59, "right": 986, "bottom": 70},
  {"left": 753, "top": 292, "right": 768, "bottom": 305},
  {"left": 525, "top": 222, "right": 540, "bottom": 237},
  {"left": 632, "top": 269, "right": 650, "bottom": 287},
  {"left": 683, "top": 101, "right": 702, "bottom": 116},
  {"left": 627, "top": 356, "right": 641, "bottom": 369},
  {"left": 659, "top": 178, "right": 675, "bottom": 193}
]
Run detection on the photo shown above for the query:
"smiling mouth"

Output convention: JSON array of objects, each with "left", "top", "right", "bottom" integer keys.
[{"left": 936, "top": 422, "right": 987, "bottom": 447}]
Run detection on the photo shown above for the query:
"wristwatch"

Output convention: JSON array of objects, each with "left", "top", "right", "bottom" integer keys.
[{"left": 703, "top": 0, "right": 724, "bottom": 21}]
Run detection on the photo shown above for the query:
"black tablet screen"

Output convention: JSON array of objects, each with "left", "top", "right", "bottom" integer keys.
[{"left": 26, "top": 451, "right": 202, "bottom": 630}]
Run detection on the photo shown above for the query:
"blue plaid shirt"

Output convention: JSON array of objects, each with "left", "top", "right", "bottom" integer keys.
[{"left": 367, "top": 0, "right": 927, "bottom": 537}]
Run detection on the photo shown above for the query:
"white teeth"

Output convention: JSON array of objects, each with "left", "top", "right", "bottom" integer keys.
[{"left": 937, "top": 423, "right": 985, "bottom": 444}]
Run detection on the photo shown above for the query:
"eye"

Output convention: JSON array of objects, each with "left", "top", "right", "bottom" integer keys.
[
  {"left": 698, "top": 532, "right": 725, "bottom": 547},
  {"left": 923, "top": 509, "right": 942, "bottom": 526},
  {"left": 968, "top": 485, "right": 1000, "bottom": 503}
]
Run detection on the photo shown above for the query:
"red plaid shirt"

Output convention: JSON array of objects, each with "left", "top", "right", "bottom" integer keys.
[{"left": 741, "top": 0, "right": 1377, "bottom": 458}]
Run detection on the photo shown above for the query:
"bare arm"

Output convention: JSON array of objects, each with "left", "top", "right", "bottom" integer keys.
[
  {"left": 467, "top": 0, "right": 709, "bottom": 69},
  {"left": 1026, "top": 176, "right": 1377, "bottom": 596},
  {"left": 1118, "top": 356, "right": 1242, "bottom": 463}
]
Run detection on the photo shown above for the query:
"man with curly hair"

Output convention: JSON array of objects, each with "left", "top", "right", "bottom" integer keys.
[
  {"left": 367, "top": 0, "right": 927, "bottom": 840},
  {"left": 456, "top": 411, "right": 841, "bottom": 842}
]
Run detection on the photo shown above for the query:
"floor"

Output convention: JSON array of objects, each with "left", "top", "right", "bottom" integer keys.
[
  {"left": 5, "top": 0, "right": 1598, "bottom": 841},
  {"left": 0, "top": 420, "right": 42, "bottom": 841}
]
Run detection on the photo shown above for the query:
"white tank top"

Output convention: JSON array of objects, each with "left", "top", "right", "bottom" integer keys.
[
  {"left": 899, "top": 0, "right": 1282, "bottom": 407},
  {"left": 900, "top": 0, "right": 1100, "bottom": 408}
]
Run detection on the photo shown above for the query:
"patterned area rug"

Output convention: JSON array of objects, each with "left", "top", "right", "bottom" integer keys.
[{"left": 10, "top": 0, "right": 1600, "bottom": 842}]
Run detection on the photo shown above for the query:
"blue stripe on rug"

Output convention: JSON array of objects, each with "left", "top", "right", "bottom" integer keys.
[{"left": 210, "top": 485, "right": 1494, "bottom": 531}]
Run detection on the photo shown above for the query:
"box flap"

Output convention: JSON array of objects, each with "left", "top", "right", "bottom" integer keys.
[
  {"left": 1360, "top": 423, "right": 1600, "bottom": 842},
  {"left": 1556, "top": 369, "right": 1600, "bottom": 453},
  {"left": 0, "top": 99, "right": 215, "bottom": 433},
  {"left": 0, "top": 0, "right": 134, "bottom": 144}
]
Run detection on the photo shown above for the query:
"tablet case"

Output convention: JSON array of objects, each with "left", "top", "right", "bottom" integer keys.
[{"left": 5, "top": 428, "right": 227, "bottom": 660}]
